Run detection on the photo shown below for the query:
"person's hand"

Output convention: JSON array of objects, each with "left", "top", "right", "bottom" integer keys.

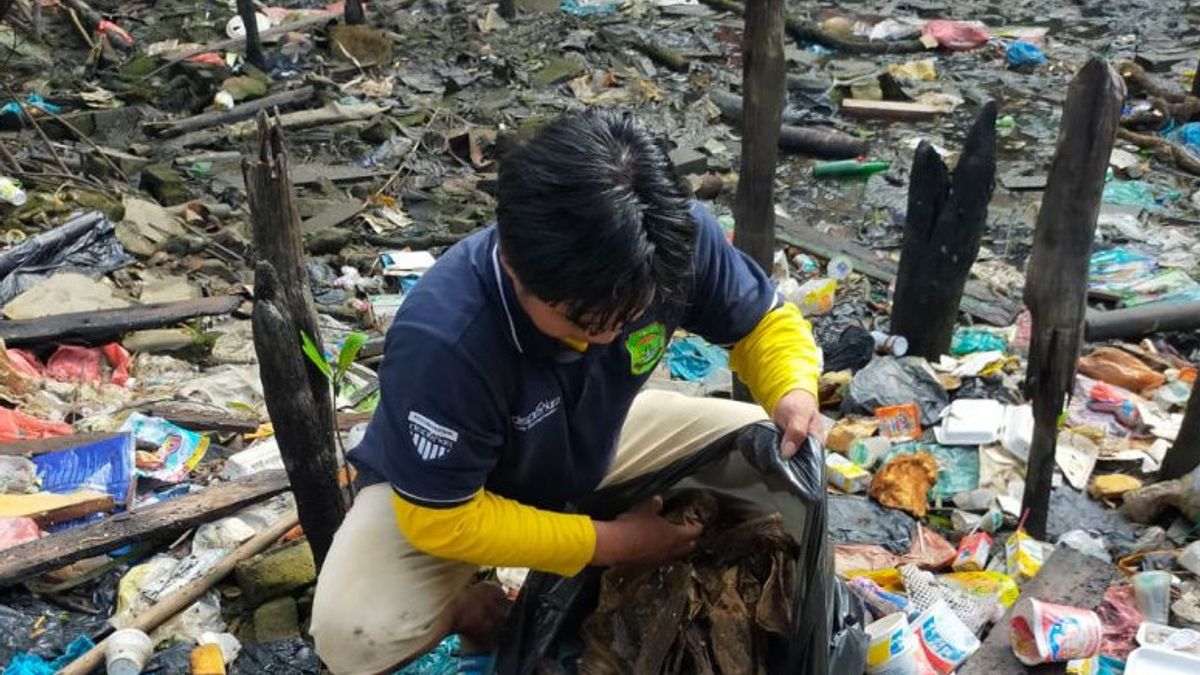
[
  {"left": 591, "top": 496, "right": 703, "bottom": 567},
  {"left": 772, "top": 389, "right": 822, "bottom": 459}
]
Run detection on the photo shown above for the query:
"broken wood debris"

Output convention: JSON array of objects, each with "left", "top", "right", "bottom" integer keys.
[
  {"left": 0, "top": 470, "right": 290, "bottom": 587},
  {"left": 0, "top": 295, "right": 242, "bottom": 348}
]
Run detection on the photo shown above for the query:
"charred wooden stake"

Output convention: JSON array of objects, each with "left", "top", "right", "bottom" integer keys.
[
  {"left": 1160, "top": 384, "right": 1200, "bottom": 480},
  {"left": 244, "top": 113, "right": 347, "bottom": 566},
  {"left": 1020, "top": 59, "right": 1124, "bottom": 539},
  {"left": 891, "top": 102, "right": 997, "bottom": 359},
  {"left": 344, "top": 0, "right": 365, "bottom": 25},
  {"left": 236, "top": 0, "right": 265, "bottom": 69},
  {"left": 732, "top": 0, "right": 785, "bottom": 404}
]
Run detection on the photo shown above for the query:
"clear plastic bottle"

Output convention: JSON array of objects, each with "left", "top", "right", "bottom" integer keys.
[{"left": 0, "top": 176, "right": 27, "bottom": 206}]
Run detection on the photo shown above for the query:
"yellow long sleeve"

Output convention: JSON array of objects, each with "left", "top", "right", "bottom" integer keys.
[
  {"left": 729, "top": 302, "right": 821, "bottom": 415},
  {"left": 392, "top": 489, "right": 596, "bottom": 578}
]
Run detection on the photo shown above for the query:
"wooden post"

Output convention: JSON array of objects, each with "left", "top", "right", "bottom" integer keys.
[
  {"left": 499, "top": 0, "right": 516, "bottom": 19},
  {"left": 344, "top": 0, "right": 365, "bottom": 25},
  {"left": 236, "top": 0, "right": 265, "bottom": 69},
  {"left": 891, "top": 103, "right": 998, "bottom": 359},
  {"left": 1160, "top": 384, "right": 1200, "bottom": 479},
  {"left": 244, "top": 113, "right": 347, "bottom": 567},
  {"left": 1020, "top": 59, "right": 1124, "bottom": 539},
  {"left": 731, "top": 0, "right": 785, "bottom": 403},
  {"left": 1192, "top": 65, "right": 1200, "bottom": 98}
]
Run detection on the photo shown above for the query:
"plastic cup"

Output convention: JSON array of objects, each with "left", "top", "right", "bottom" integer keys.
[
  {"left": 1010, "top": 598, "right": 1102, "bottom": 665},
  {"left": 105, "top": 628, "right": 153, "bottom": 675},
  {"left": 866, "top": 613, "right": 914, "bottom": 667},
  {"left": 913, "top": 599, "right": 981, "bottom": 674},
  {"left": 1133, "top": 571, "right": 1172, "bottom": 625}
]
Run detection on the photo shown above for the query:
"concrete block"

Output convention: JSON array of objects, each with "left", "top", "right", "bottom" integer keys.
[
  {"left": 253, "top": 596, "right": 300, "bottom": 643},
  {"left": 235, "top": 539, "right": 316, "bottom": 606}
]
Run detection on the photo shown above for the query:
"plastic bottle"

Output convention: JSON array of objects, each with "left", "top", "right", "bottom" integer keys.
[
  {"left": 812, "top": 159, "right": 891, "bottom": 178},
  {"left": 827, "top": 254, "right": 854, "bottom": 280},
  {"left": 0, "top": 176, "right": 26, "bottom": 206}
]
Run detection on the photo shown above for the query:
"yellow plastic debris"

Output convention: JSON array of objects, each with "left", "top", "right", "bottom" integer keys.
[
  {"left": 887, "top": 58, "right": 938, "bottom": 82},
  {"left": 1089, "top": 474, "right": 1143, "bottom": 500}
]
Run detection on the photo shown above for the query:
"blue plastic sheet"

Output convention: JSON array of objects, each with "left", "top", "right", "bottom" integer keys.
[
  {"left": 878, "top": 442, "right": 980, "bottom": 499},
  {"left": 1166, "top": 121, "right": 1200, "bottom": 158},
  {"left": 560, "top": 0, "right": 619, "bottom": 16},
  {"left": 666, "top": 335, "right": 729, "bottom": 382},
  {"left": 0, "top": 93, "right": 63, "bottom": 124},
  {"left": 31, "top": 433, "right": 135, "bottom": 507},
  {"left": 950, "top": 329, "right": 1007, "bottom": 356},
  {"left": 1005, "top": 42, "right": 1047, "bottom": 69},
  {"left": 1102, "top": 179, "right": 1180, "bottom": 211},
  {"left": 4, "top": 635, "right": 93, "bottom": 675}
]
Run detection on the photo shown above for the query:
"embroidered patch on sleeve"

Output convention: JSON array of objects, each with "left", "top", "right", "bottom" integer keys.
[{"left": 407, "top": 410, "right": 459, "bottom": 461}]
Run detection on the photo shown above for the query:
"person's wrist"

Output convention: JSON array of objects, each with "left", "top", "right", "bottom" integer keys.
[{"left": 591, "top": 519, "right": 627, "bottom": 566}]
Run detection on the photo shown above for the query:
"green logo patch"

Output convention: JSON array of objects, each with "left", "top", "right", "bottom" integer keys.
[{"left": 625, "top": 322, "right": 666, "bottom": 376}]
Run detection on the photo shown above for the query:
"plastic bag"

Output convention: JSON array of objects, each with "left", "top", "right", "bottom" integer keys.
[
  {"left": 0, "top": 409, "right": 72, "bottom": 443},
  {"left": 0, "top": 457, "right": 39, "bottom": 494},
  {"left": 120, "top": 413, "right": 209, "bottom": 484},
  {"left": 951, "top": 329, "right": 1007, "bottom": 356},
  {"left": 921, "top": 20, "right": 989, "bottom": 50},
  {"left": 842, "top": 357, "right": 949, "bottom": 426},
  {"left": 494, "top": 427, "right": 868, "bottom": 674},
  {"left": 1006, "top": 41, "right": 1047, "bottom": 69},
  {"left": 1078, "top": 347, "right": 1165, "bottom": 393},
  {"left": 823, "top": 326, "right": 876, "bottom": 374},
  {"left": 665, "top": 335, "right": 729, "bottom": 382},
  {"left": 0, "top": 517, "right": 40, "bottom": 551},
  {"left": 0, "top": 211, "right": 133, "bottom": 306},
  {"left": 3, "top": 635, "right": 93, "bottom": 675}
]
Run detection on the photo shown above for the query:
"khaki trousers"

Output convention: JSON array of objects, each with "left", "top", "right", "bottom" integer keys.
[{"left": 310, "top": 390, "right": 767, "bottom": 675}]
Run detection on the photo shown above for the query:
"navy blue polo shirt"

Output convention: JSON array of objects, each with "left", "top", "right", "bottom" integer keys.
[{"left": 349, "top": 202, "right": 780, "bottom": 511}]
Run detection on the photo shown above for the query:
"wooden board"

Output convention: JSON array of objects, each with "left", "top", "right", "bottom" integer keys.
[
  {"left": 775, "top": 216, "right": 1021, "bottom": 326},
  {"left": 958, "top": 547, "right": 1118, "bottom": 675},
  {"left": 141, "top": 402, "right": 262, "bottom": 434},
  {"left": 0, "top": 470, "right": 290, "bottom": 587},
  {"left": 0, "top": 491, "right": 115, "bottom": 526},
  {"left": 0, "top": 432, "right": 120, "bottom": 457},
  {"left": 0, "top": 295, "right": 241, "bottom": 347},
  {"left": 841, "top": 99, "right": 943, "bottom": 121}
]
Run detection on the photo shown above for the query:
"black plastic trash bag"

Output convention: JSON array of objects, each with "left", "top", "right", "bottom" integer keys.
[
  {"left": 841, "top": 355, "right": 949, "bottom": 425},
  {"left": 494, "top": 423, "right": 868, "bottom": 675},
  {"left": 0, "top": 211, "right": 133, "bottom": 306}
]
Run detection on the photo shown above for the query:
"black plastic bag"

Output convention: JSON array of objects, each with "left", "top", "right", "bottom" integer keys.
[
  {"left": 0, "top": 211, "right": 133, "bottom": 306},
  {"left": 494, "top": 424, "right": 867, "bottom": 675},
  {"left": 841, "top": 356, "right": 949, "bottom": 425}
]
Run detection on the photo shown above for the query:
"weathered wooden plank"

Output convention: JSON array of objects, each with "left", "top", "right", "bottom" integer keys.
[
  {"left": 0, "top": 470, "right": 290, "bottom": 587},
  {"left": 841, "top": 99, "right": 943, "bottom": 121},
  {"left": 0, "top": 432, "right": 119, "bottom": 457},
  {"left": 0, "top": 295, "right": 241, "bottom": 347},
  {"left": 146, "top": 87, "right": 315, "bottom": 138},
  {"left": 141, "top": 403, "right": 262, "bottom": 434},
  {"left": 959, "top": 547, "right": 1117, "bottom": 675},
  {"left": 0, "top": 491, "right": 115, "bottom": 526},
  {"left": 774, "top": 217, "right": 1020, "bottom": 326}
]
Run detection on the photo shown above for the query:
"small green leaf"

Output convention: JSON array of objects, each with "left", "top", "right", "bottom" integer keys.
[
  {"left": 336, "top": 332, "right": 368, "bottom": 380},
  {"left": 300, "top": 331, "right": 333, "bottom": 380}
]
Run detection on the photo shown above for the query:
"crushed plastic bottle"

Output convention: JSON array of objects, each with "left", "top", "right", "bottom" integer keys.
[
  {"left": 0, "top": 176, "right": 27, "bottom": 206},
  {"left": 827, "top": 255, "right": 854, "bottom": 280}
]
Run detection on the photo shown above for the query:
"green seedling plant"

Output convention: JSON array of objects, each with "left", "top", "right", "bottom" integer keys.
[{"left": 301, "top": 330, "right": 368, "bottom": 500}]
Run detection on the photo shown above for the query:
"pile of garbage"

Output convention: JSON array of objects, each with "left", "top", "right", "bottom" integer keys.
[{"left": 0, "top": 0, "right": 1199, "bottom": 673}]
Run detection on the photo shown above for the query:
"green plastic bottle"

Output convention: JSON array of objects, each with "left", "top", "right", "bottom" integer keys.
[{"left": 812, "top": 159, "right": 891, "bottom": 178}]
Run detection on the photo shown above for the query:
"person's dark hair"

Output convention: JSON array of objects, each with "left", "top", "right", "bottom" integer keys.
[{"left": 496, "top": 109, "right": 695, "bottom": 333}]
